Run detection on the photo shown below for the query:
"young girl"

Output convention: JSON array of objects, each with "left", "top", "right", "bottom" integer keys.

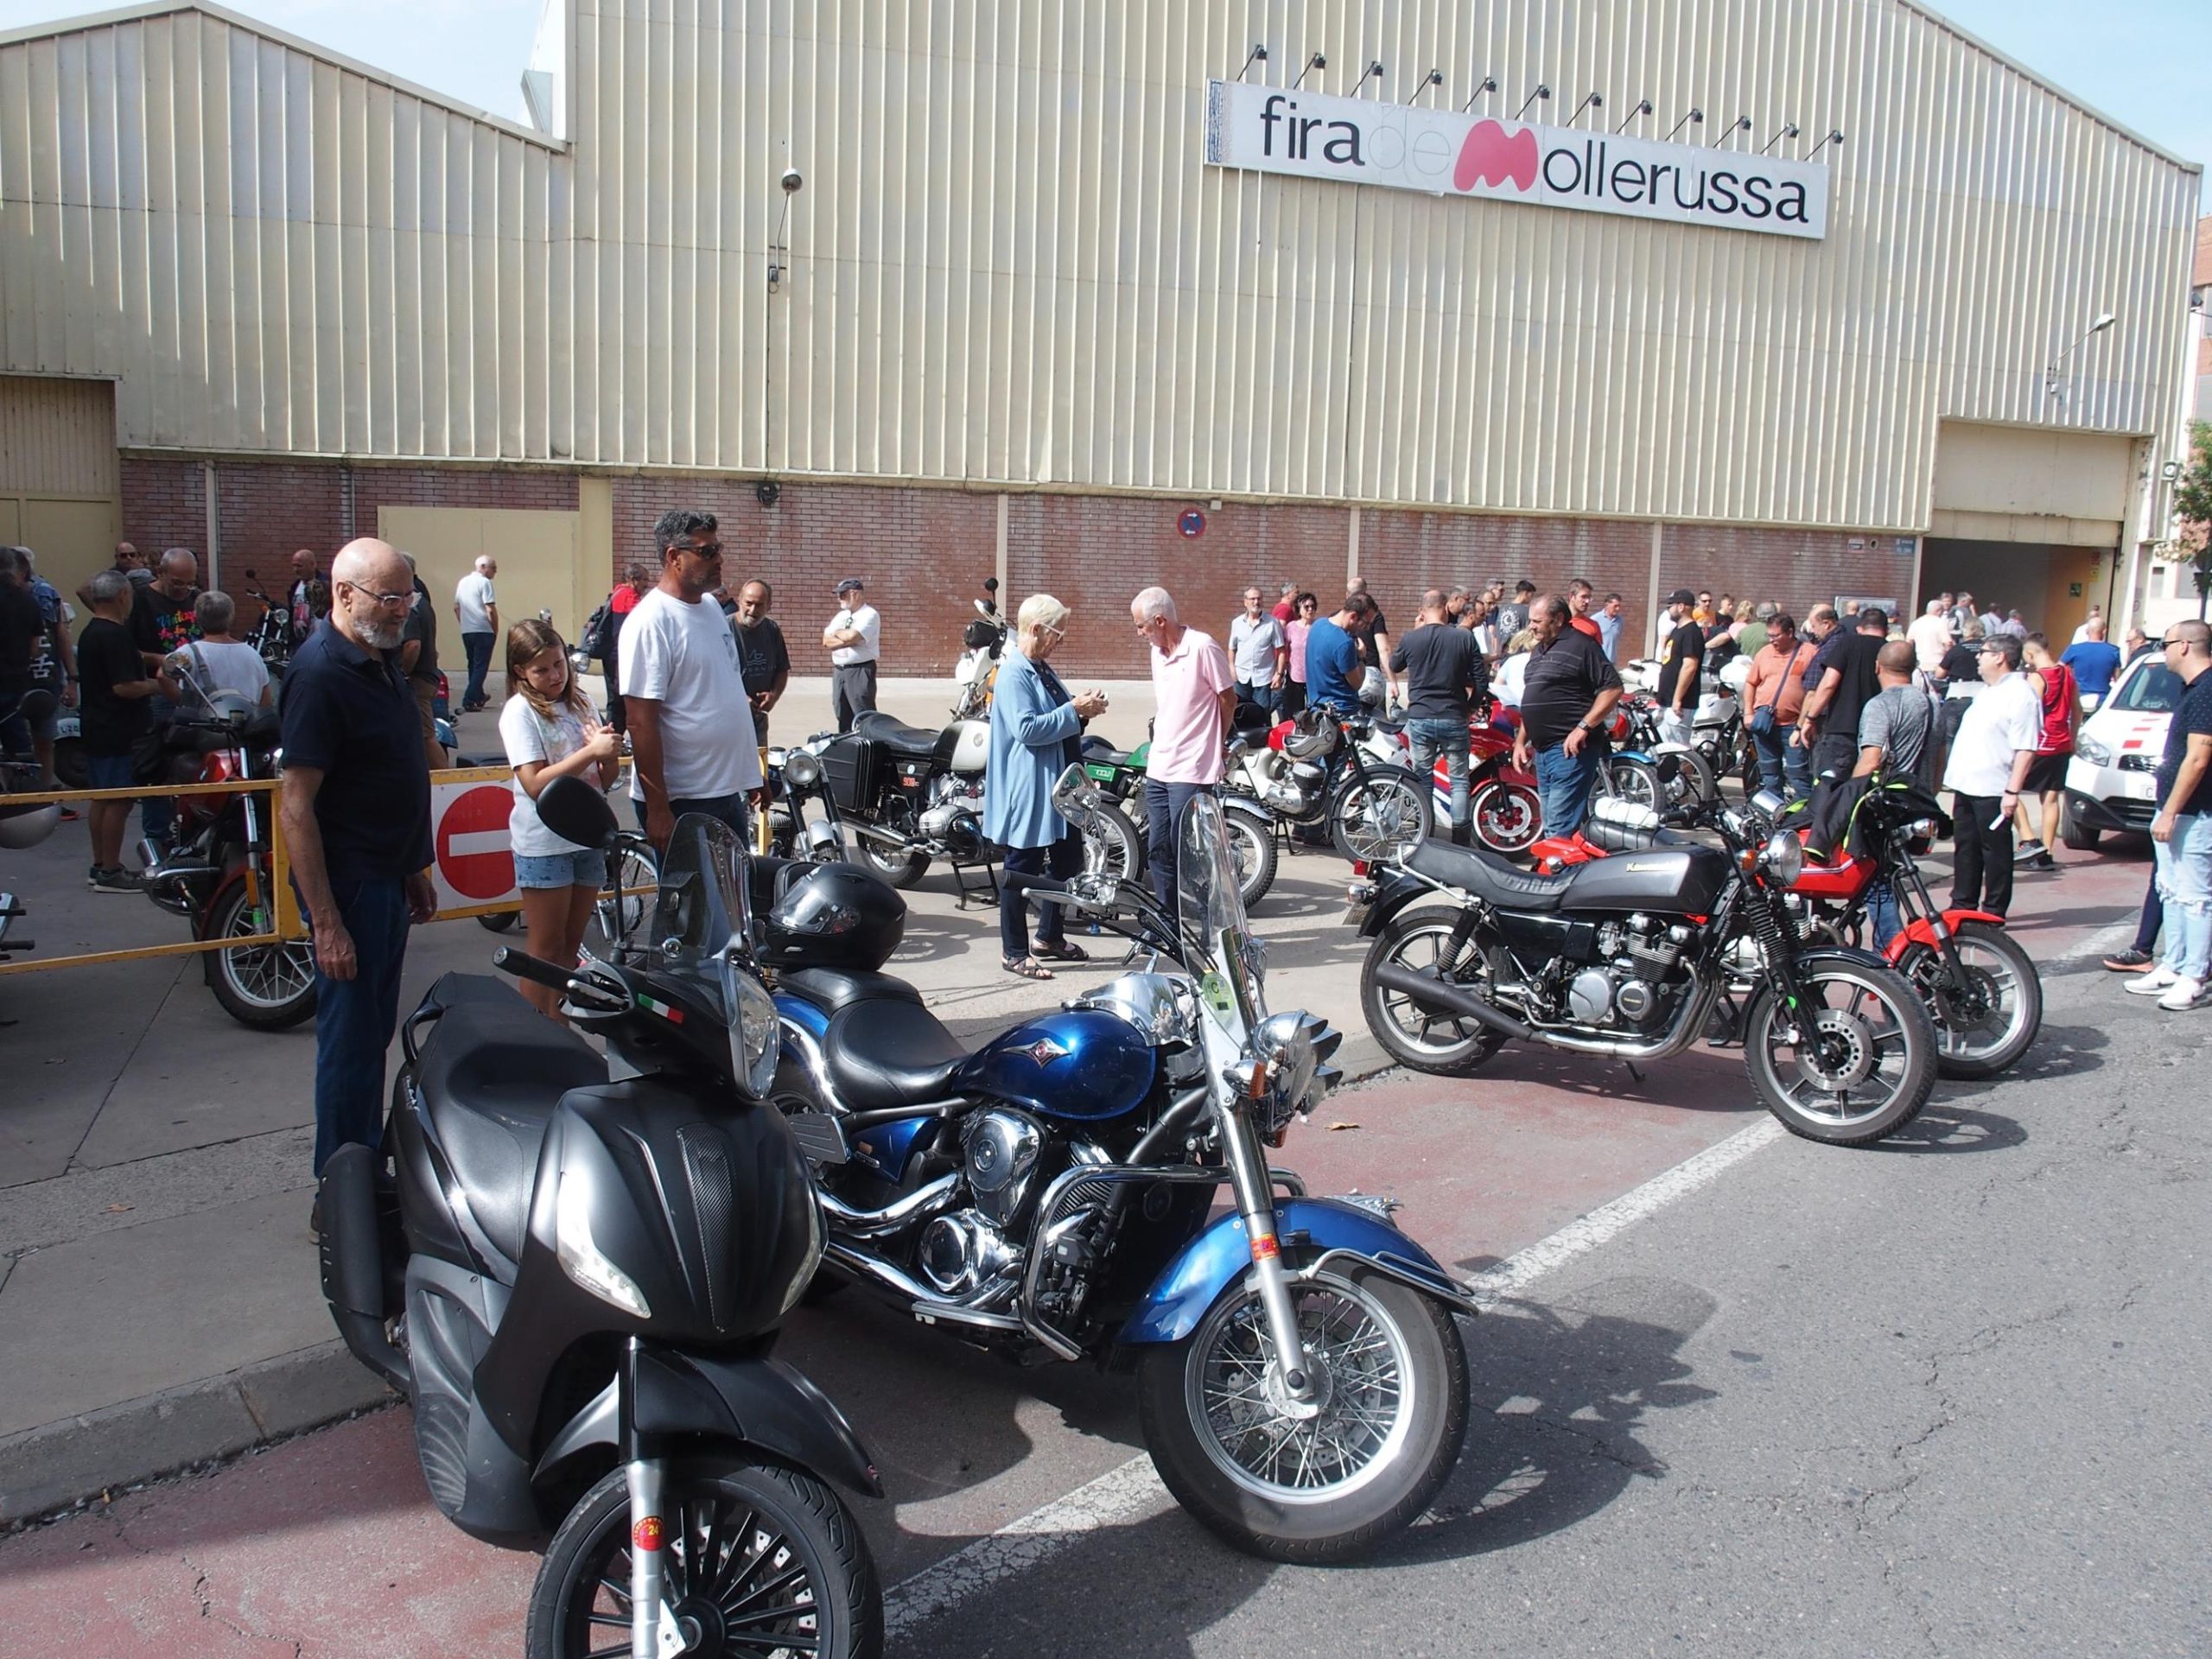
[{"left": 499, "top": 618, "right": 621, "bottom": 1020}]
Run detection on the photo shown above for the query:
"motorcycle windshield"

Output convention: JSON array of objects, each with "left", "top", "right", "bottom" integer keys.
[
  {"left": 648, "top": 814, "right": 755, "bottom": 1006},
  {"left": 1178, "top": 792, "right": 1266, "bottom": 1038}
]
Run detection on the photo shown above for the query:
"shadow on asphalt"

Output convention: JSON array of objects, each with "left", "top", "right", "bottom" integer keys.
[{"left": 1868, "top": 1101, "right": 2030, "bottom": 1154}]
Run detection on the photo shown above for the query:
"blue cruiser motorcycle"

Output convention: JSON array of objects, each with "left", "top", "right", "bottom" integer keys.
[{"left": 771, "top": 772, "right": 1476, "bottom": 1562}]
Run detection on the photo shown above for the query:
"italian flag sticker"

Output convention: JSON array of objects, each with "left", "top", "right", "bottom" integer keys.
[{"left": 638, "top": 993, "right": 684, "bottom": 1026}]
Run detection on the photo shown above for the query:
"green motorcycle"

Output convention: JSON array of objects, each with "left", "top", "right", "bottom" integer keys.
[{"left": 1079, "top": 735, "right": 1277, "bottom": 908}]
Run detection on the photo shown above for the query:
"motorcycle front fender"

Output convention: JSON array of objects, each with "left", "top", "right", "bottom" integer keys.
[
  {"left": 1117, "top": 1197, "right": 1477, "bottom": 1347},
  {"left": 1883, "top": 909, "right": 2005, "bottom": 964},
  {"left": 536, "top": 1347, "right": 882, "bottom": 1498}
]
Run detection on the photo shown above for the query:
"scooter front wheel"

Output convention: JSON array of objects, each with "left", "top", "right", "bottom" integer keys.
[
  {"left": 528, "top": 1457, "right": 882, "bottom": 1659},
  {"left": 1138, "top": 1259, "right": 1469, "bottom": 1564}
]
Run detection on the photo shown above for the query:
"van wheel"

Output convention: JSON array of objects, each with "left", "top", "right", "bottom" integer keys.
[{"left": 2058, "top": 806, "right": 2101, "bottom": 851}]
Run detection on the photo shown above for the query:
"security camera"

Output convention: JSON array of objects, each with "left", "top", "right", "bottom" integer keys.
[{"left": 780, "top": 168, "right": 804, "bottom": 194}]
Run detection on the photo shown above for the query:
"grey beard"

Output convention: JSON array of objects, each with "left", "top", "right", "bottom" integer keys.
[{"left": 359, "top": 616, "right": 404, "bottom": 651}]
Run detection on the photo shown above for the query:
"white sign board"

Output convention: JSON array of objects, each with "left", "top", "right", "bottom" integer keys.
[{"left": 1204, "top": 80, "right": 1828, "bottom": 240}]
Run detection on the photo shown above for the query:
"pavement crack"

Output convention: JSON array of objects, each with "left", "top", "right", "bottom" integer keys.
[{"left": 1515, "top": 1409, "right": 1667, "bottom": 1477}]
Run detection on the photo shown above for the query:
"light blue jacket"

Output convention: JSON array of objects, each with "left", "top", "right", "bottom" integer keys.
[{"left": 982, "top": 648, "right": 1084, "bottom": 850}]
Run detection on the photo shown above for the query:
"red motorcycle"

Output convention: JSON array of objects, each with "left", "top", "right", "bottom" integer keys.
[
  {"left": 1530, "top": 783, "right": 2040, "bottom": 1079},
  {"left": 1382, "top": 709, "right": 1545, "bottom": 857}
]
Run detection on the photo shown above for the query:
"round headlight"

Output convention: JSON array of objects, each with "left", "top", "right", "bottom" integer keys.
[
  {"left": 783, "top": 749, "right": 823, "bottom": 787},
  {"left": 1763, "top": 829, "right": 1804, "bottom": 887}
]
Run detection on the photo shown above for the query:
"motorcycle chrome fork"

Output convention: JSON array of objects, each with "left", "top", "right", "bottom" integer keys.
[
  {"left": 1216, "top": 1098, "right": 1313, "bottom": 1402},
  {"left": 619, "top": 1338, "right": 672, "bottom": 1659}
]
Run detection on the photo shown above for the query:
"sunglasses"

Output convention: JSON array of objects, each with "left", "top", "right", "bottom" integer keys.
[{"left": 677, "top": 542, "right": 724, "bottom": 560}]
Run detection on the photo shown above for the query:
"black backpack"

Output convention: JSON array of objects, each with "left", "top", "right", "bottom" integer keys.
[{"left": 582, "top": 598, "right": 618, "bottom": 665}]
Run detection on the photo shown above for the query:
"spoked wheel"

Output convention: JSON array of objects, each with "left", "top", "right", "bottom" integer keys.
[
  {"left": 205, "top": 880, "right": 318, "bottom": 1030},
  {"left": 855, "top": 833, "right": 930, "bottom": 889},
  {"left": 1138, "top": 1259, "right": 1469, "bottom": 1564},
  {"left": 1653, "top": 749, "right": 1712, "bottom": 811},
  {"left": 1359, "top": 911, "right": 1507, "bottom": 1074},
  {"left": 588, "top": 844, "right": 658, "bottom": 956},
  {"left": 1328, "top": 767, "right": 1433, "bottom": 863},
  {"left": 527, "top": 1458, "right": 882, "bottom": 1659},
  {"left": 1744, "top": 953, "right": 1936, "bottom": 1145},
  {"left": 1079, "top": 804, "right": 1144, "bottom": 887},
  {"left": 1223, "top": 804, "right": 1278, "bottom": 908},
  {"left": 1601, "top": 756, "right": 1661, "bottom": 812},
  {"left": 1896, "top": 920, "right": 2042, "bottom": 1079},
  {"left": 1468, "top": 778, "right": 1540, "bottom": 856}
]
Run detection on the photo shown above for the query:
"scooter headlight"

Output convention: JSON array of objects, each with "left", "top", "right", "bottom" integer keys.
[
  {"left": 1763, "top": 829, "right": 1804, "bottom": 887},
  {"left": 734, "top": 971, "right": 781, "bottom": 1097},
  {"left": 555, "top": 1172, "right": 652, "bottom": 1319},
  {"left": 782, "top": 748, "right": 823, "bottom": 788}
]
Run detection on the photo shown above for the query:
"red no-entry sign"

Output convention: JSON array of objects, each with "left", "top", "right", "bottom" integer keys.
[{"left": 435, "top": 783, "right": 516, "bottom": 901}]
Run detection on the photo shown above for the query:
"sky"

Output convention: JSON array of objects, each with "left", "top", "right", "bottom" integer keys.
[{"left": 0, "top": 0, "right": 2203, "bottom": 201}]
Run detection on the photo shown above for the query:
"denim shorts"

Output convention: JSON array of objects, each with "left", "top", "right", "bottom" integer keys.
[
  {"left": 85, "top": 752, "right": 136, "bottom": 790},
  {"left": 512, "top": 848, "right": 610, "bottom": 891}
]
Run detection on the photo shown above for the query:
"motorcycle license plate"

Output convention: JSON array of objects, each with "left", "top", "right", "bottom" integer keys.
[{"left": 1341, "top": 882, "right": 1376, "bottom": 930}]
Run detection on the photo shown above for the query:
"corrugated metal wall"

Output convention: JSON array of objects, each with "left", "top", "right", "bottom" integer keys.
[
  {"left": 0, "top": 372, "right": 117, "bottom": 493},
  {"left": 0, "top": 0, "right": 2198, "bottom": 534}
]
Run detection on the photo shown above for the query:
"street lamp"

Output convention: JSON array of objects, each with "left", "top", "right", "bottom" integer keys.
[{"left": 2044, "top": 313, "right": 2117, "bottom": 402}]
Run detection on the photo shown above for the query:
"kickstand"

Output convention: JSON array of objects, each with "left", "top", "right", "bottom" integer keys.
[{"left": 1620, "top": 1059, "right": 1645, "bottom": 1085}]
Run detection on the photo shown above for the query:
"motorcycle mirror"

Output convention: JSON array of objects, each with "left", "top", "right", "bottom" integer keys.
[
  {"left": 1048, "top": 764, "right": 1109, "bottom": 832},
  {"left": 536, "top": 776, "right": 620, "bottom": 850}
]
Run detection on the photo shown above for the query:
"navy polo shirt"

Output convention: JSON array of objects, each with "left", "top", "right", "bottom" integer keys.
[{"left": 280, "top": 620, "right": 433, "bottom": 881}]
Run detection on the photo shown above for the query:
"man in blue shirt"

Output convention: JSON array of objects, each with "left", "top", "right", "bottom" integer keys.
[
  {"left": 2059, "top": 618, "right": 2123, "bottom": 709},
  {"left": 1304, "top": 595, "right": 1368, "bottom": 716},
  {"left": 280, "top": 538, "right": 435, "bottom": 1179}
]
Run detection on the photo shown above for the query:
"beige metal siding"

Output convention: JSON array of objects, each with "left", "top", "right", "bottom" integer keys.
[
  {"left": 0, "top": 373, "right": 118, "bottom": 495},
  {"left": 0, "top": 0, "right": 2199, "bottom": 537}
]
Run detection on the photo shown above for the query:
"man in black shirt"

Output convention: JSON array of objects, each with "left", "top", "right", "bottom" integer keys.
[
  {"left": 732, "top": 578, "right": 791, "bottom": 746},
  {"left": 280, "top": 537, "right": 435, "bottom": 1178},
  {"left": 2132, "top": 620, "right": 2212, "bottom": 1010},
  {"left": 1514, "top": 594, "right": 1624, "bottom": 836},
  {"left": 1654, "top": 588, "right": 1705, "bottom": 744},
  {"left": 1799, "top": 607, "right": 1888, "bottom": 782},
  {"left": 398, "top": 553, "right": 443, "bottom": 772},
  {"left": 0, "top": 547, "right": 47, "bottom": 764},
  {"left": 73, "top": 570, "right": 163, "bottom": 891},
  {"left": 1344, "top": 576, "right": 1396, "bottom": 706},
  {"left": 1390, "top": 590, "right": 1489, "bottom": 844},
  {"left": 1493, "top": 581, "right": 1535, "bottom": 650}
]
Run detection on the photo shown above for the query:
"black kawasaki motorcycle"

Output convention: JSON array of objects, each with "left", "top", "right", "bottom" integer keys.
[
  {"left": 318, "top": 782, "right": 884, "bottom": 1659},
  {"left": 1349, "top": 798, "right": 1939, "bottom": 1146}
]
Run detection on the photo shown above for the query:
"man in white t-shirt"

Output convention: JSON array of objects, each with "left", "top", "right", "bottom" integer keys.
[
  {"left": 452, "top": 556, "right": 499, "bottom": 711},
  {"left": 162, "top": 590, "right": 271, "bottom": 709},
  {"left": 823, "top": 576, "right": 881, "bottom": 734},
  {"left": 1906, "top": 599, "right": 1955, "bottom": 674},
  {"left": 1941, "top": 632, "right": 2042, "bottom": 919},
  {"left": 624, "top": 509, "right": 760, "bottom": 850}
]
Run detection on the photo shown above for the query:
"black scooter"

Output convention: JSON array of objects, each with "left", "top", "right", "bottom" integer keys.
[{"left": 317, "top": 779, "right": 883, "bottom": 1659}]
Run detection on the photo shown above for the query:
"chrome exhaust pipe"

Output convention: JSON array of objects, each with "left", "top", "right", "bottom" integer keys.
[
  {"left": 817, "top": 1173, "right": 961, "bottom": 1238},
  {"left": 823, "top": 1242, "right": 1027, "bottom": 1332}
]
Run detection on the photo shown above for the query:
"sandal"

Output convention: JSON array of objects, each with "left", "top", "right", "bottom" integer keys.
[
  {"left": 1032, "top": 940, "right": 1090, "bottom": 963},
  {"left": 1002, "top": 956, "right": 1055, "bottom": 981}
]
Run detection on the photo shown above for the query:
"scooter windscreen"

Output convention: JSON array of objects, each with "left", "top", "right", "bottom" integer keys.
[{"left": 647, "top": 815, "right": 781, "bottom": 1096}]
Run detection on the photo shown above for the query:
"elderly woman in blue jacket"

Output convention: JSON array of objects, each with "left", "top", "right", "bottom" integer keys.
[{"left": 983, "top": 593, "right": 1110, "bottom": 979}]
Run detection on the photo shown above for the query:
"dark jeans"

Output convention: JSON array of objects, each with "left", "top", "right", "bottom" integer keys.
[
  {"left": 999, "top": 834, "right": 1082, "bottom": 961},
  {"left": 313, "top": 874, "right": 411, "bottom": 1175},
  {"left": 1280, "top": 680, "right": 1306, "bottom": 716},
  {"left": 1533, "top": 741, "right": 1601, "bottom": 837},
  {"left": 1950, "top": 792, "right": 2015, "bottom": 918},
  {"left": 832, "top": 662, "right": 878, "bottom": 734},
  {"left": 1808, "top": 730, "right": 1859, "bottom": 787},
  {"left": 141, "top": 694, "right": 178, "bottom": 848},
  {"left": 461, "top": 631, "right": 493, "bottom": 707},
  {"left": 2133, "top": 868, "right": 2164, "bottom": 954},
  {"left": 1751, "top": 721, "right": 1813, "bottom": 797},
  {"left": 1144, "top": 778, "right": 1212, "bottom": 923},
  {"left": 631, "top": 791, "right": 753, "bottom": 839},
  {"left": 1236, "top": 681, "right": 1279, "bottom": 716}
]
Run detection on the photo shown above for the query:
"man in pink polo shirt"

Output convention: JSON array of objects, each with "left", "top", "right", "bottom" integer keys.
[{"left": 1131, "top": 586, "right": 1236, "bottom": 918}]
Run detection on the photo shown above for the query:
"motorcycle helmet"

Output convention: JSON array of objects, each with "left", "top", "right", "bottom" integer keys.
[
  {"left": 1281, "top": 708, "right": 1341, "bottom": 760},
  {"left": 1357, "top": 666, "right": 1387, "bottom": 708},
  {"left": 758, "top": 861, "right": 906, "bottom": 971},
  {"left": 0, "top": 799, "right": 60, "bottom": 849},
  {"left": 1229, "top": 700, "right": 1274, "bottom": 737}
]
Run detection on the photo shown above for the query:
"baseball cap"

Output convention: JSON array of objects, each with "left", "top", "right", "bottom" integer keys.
[
  {"left": 836, "top": 576, "right": 864, "bottom": 594},
  {"left": 1665, "top": 588, "right": 1695, "bottom": 606}
]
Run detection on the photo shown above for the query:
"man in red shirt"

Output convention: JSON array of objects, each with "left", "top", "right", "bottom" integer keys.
[
  {"left": 1269, "top": 582, "right": 1297, "bottom": 625},
  {"left": 2015, "top": 632, "right": 2079, "bottom": 871}
]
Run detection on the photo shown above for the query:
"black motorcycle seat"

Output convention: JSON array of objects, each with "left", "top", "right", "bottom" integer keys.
[
  {"left": 414, "top": 977, "right": 607, "bottom": 1262},
  {"left": 778, "top": 966, "right": 923, "bottom": 1016},
  {"left": 1406, "top": 836, "right": 1572, "bottom": 912},
  {"left": 852, "top": 711, "right": 944, "bottom": 760},
  {"left": 820, "top": 996, "right": 969, "bottom": 1109}
]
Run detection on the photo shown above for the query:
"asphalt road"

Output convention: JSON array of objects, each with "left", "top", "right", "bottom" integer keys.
[{"left": 2, "top": 851, "right": 2202, "bottom": 1656}]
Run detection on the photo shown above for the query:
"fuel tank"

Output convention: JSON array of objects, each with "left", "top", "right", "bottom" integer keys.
[
  {"left": 959, "top": 1009, "right": 1156, "bottom": 1122},
  {"left": 1559, "top": 844, "right": 1732, "bottom": 916}
]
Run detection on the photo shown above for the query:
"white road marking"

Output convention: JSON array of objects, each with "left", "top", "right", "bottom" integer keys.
[{"left": 880, "top": 1114, "right": 1783, "bottom": 1636}]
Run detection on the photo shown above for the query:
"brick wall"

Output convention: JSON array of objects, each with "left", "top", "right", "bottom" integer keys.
[
  {"left": 1659, "top": 524, "right": 1911, "bottom": 643},
  {"left": 118, "top": 457, "right": 207, "bottom": 562},
  {"left": 1361, "top": 510, "right": 1656, "bottom": 659}
]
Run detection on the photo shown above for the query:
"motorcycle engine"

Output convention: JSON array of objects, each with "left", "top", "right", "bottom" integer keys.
[
  {"left": 918, "top": 776, "right": 988, "bottom": 861},
  {"left": 916, "top": 1109, "right": 1046, "bottom": 1299},
  {"left": 1248, "top": 751, "right": 1324, "bottom": 816},
  {"left": 1571, "top": 914, "right": 1694, "bottom": 1028}
]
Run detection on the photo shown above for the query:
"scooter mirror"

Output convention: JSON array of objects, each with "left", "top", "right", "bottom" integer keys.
[{"left": 537, "top": 776, "right": 620, "bottom": 849}]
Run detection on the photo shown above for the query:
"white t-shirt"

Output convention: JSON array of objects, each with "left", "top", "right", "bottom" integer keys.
[
  {"left": 1942, "top": 672, "right": 2042, "bottom": 798},
  {"left": 182, "top": 639, "right": 270, "bottom": 706},
  {"left": 500, "top": 694, "right": 601, "bottom": 857},
  {"left": 1906, "top": 612, "right": 1953, "bottom": 672},
  {"left": 827, "top": 603, "right": 880, "bottom": 667},
  {"left": 621, "top": 587, "right": 761, "bottom": 801},
  {"left": 1491, "top": 651, "right": 1529, "bottom": 709},
  {"left": 454, "top": 570, "right": 497, "bottom": 633}
]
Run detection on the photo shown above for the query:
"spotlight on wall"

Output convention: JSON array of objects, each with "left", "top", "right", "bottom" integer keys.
[
  {"left": 1664, "top": 107, "right": 1705, "bottom": 142},
  {"left": 1759, "top": 122, "right": 1802, "bottom": 155},
  {"left": 1351, "top": 60, "right": 1384, "bottom": 96},
  {"left": 1803, "top": 128, "right": 1847, "bottom": 162},
  {"left": 1566, "top": 91, "right": 1604, "bottom": 126},
  {"left": 1459, "top": 73, "right": 1498, "bottom": 113},
  {"left": 1514, "top": 84, "right": 1552, "bottom": 121},
  {"left": 1711, "top": 114, "right": 1752, "bottom": 147},
  {"left": 1234, "top": 42, "right": 1268, "bottom": 81},
  {"left": 1613, "top": 96, "right": 1653, "bottom": 133},
  {"left": 755, "top": 480, "right": 781, "bottom": 509},
  {"left": 1410, "top": 67, "right": 1446, "bottom": 103},
  {"left": 1290, "top": 51, "right": 1325, "bottom": 91}
]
